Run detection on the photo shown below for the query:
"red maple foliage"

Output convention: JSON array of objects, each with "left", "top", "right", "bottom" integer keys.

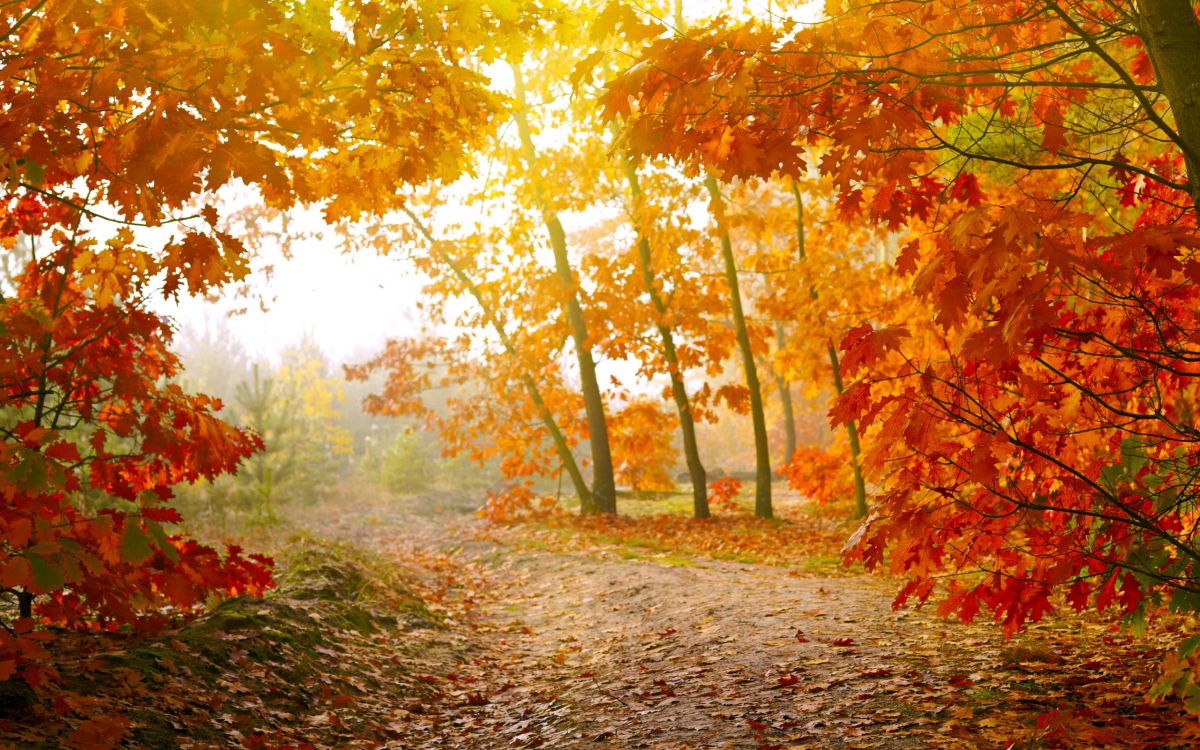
[
  {"left": 603, "top": 0, "right": 1200, "bottom": 709},
  {"left": 2, "top": 0, "right": 504, "bottom": 687}
]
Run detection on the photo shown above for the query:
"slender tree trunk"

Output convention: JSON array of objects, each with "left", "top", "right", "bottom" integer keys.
[
  {"left": 791, "top": 181, "right": 869, "bottom": 518},
  {"left": 519, "top": 373, "right": 596, "bottom": 512},
  {"left": 762, "top": 178, "right": 807, "bottom": 467},
  {"left": 401, "top": 207, "right": 595, "bottom": 511},
  {"left": 18, "top": 589, "right": 32, "bottom": 618},
  {"left": 1134, "top": 0, "right": 1200, "bottom": 214},
  {"left": 616, "top": 146, "right": 709, "bottom": 518},
  {"left": 705, "top": 175, "right": 773, "bottom": 519},
  {"left": 510, "top": 62, "right": 617, "bottom": 514},
  {"left": 775, "top": 323, "right": 797, "bottom": 464},
  {"left": 827, "top": 343, "right": 869, "bottom": 519}
]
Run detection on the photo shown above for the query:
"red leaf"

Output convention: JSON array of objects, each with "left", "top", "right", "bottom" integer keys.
[
  {"left": 895, "top": 240, "right": 921, "bottom": 276},
  {"left": 949, "top": 172, "right": 984, "bottom": 206},
  {"left": 1041, "top": 106, "right": 1067, "bottom": 155},
  {"left": 67, "top": 715, "right": 128, "bottom": 750},
  {"left": 141, "top": 507, "right": 183, "bottom": 523},
  {"left": 839, "top": 324, "right": 910, "bottom": 375},
  {"left": 1, "top": 557, "right": 32, "bottom": 588},
  {"left": 1066, "top": 579, "right": 1090, "bottom": 611},
  {"left": 43, "top": 440, "right": 81, "bottom": 462},
  {"left": 1118, "top": 572, "right": 1144, "bottom": 613}
]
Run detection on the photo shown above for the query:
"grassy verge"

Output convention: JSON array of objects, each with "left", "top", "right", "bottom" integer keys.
[
  {"left": 0, "top": 534, "right": 447, "bottom": 749},
  {"left": 494, "top": 486, "right": 865, "bottom": 574}
]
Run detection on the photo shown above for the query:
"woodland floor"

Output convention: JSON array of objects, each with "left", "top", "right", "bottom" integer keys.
[{"left": 4, "top": 486, "right": 1200, "bottom": 749}]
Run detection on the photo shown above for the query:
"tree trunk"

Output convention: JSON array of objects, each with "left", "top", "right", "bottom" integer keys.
[
  {"left": 18, "top": 589, "right": 32, "bottom": 618},
  {"left": 791, "top": 181, "right": 868, "bottom": 518},
  {"left": 827, "top": 343, "right": 869, "bottom": 519},
  {"left": 520, "top": 373, "right": 596, "bottom": 512},
  {"left": 705, "top": 175, "right": 773, "bottom": 519},
  {"left": 617, "top": 146, "right": 709, "bottom": 519},
  {"left": 401, "top": 207, "right": 595, "bottom": 511},
  {"left": 1135, "top": 0, "right": 1200, "bottom": 214},
  {"left": 775, "top": 323, "right": 797, "bottom": 464},
  {"left": 511, "top": 62, "right": 617, "bottom": 514}
]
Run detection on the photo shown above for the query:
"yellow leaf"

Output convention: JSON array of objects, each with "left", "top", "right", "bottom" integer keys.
[{"left": 486, "top": 0, "right": 519, "bottom": 22}]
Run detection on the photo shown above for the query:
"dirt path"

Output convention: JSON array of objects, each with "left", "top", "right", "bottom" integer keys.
[
  {"left": 314, "top": 492, "right": 1194, "bottom": 750},
  {"left": 5, "top": 489, "right": 1190, "bottom": 749},
  {"left": 458, "top": 547, "right": 925, "bottom": 749}
]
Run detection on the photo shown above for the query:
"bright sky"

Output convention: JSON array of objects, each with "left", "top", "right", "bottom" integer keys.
[
  {"left": 167, "top": 240, "right": 425, "bottom": 366},
  {"left": 160, "top": 0, "right": 826, "bottom": 367}
]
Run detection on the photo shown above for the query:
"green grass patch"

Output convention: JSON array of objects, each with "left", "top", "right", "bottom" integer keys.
[{"left": 1011, "top": 678, "right": 1053, "bottom": 695}]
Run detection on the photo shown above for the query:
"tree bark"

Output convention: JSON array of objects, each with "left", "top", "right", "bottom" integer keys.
[
  {"left": 511, "top": 62, "right": 617, "bottom": 514},
  {"left": 617, "top": 146, "right": 709, "bottom": 518},
  {"left": 791, "top": 181, "right": 868, "bottom": 518},
  {"left": 705, "top": 175, "right": 773, "bottom": 519},
  {"left": 827, "top": 343, "right": 869, "bottom": 519},
  {"left": 775, "top": 323, "right": 798, "bottom": 464},
  {"left": 1136, "top": 0, "right": 1200, "bottom": 214}
]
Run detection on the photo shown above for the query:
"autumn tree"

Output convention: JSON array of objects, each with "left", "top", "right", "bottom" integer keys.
[
  {"left": 509, "top": 60, "right": 620, "bottom": 515},
  {"left": 604, "top": 0, "right": 1200, "bottom": 710},
  {"left": 353, "top": 6, "right": 734, "bottom": 518},
  {"left": 1, "top": 0, "right": 510, "bottom": 684},
  {"left": 346, "top": 205, "right": 597, "bottom": 513},
  {"left": 703, "top": 177, "right": 775, "bottom": 518},
  {"left": 611, "top": 136, "right": 712, "bottom": 518},
  {"left": 720, "top": 174, "right": 887, "bottom": 519}
]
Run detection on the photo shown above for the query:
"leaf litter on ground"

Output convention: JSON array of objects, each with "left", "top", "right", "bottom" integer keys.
[{"left": 4, "top": 485, "right": 1200, "bottom": 748}]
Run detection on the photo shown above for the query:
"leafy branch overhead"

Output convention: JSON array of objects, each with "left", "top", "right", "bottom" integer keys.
[{"left": 0, "top": 0, "right": 509, "bottom": 688}]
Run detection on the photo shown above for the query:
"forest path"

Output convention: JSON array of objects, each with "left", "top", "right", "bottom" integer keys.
[{"left": 307, "top": 490, "right": 1182, "bottom": 750}]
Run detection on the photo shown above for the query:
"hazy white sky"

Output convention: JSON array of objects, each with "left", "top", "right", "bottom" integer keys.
[
  {"left": 166, "top": 235, "right": 427, "bottom": 365},
  {"left": 160, "top": 0, "right": 826, "bottom": 366}
]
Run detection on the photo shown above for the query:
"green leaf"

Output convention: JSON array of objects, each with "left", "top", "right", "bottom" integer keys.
[
  {"left": 1185, "top": 683, "right": 1200, "bottom": 715},
  {"left": 27, "top": 555, "right": 65, "bottom": 592},
  {"left": 1120, "top": 437, "right": 1147, "bottom": 474},
  {"left": 1098, "top": 463, "right": 1123, "bottom": 490},
  {"left": 1125, "top": 606, "right": 1147, "bottom": 637},
  {"left": 7, "top": 449, "right": 49, "bottom": 493},
  {"left": 121, "top": 523, "right": 154, "bottom": 564},
  {"left": 145, "top": 521, "right": 179, "bottom": 563},
  {"left": 1148, "top": 671, "right": 1180, "bottom": 701},
  {"left": 1180, "top": 635, "right": 1200, "bottom": 659},
  {"left": 22, "top": 160, "right": 45, "bottom": 186},
  {"left": 1168, "top": 586, "right": 1200, "bottom": 614}
]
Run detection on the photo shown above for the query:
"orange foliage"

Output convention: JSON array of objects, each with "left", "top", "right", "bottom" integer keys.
[
  {"left": 1, "top": 0, "right": 507, "bottom": 687},
  {"left": 476, "top": 484, "right": 562, "bottom": 524},
  {"left": 780, "top": 442, "right": 855, "bottom": 506},
  {"left": 605, "top": 0, "right": 1200, "bottom": 713},
  {"left": 707, "top": 477, "right": 743, "bottom": 514},
  {"left": 609, "top": 400, "right": 678, "bottom": 492}
]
